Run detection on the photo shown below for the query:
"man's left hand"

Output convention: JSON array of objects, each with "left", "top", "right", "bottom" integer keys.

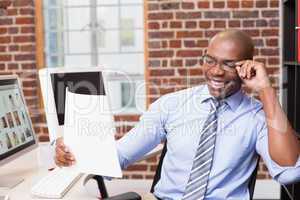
[{"left": 235, "top": 60, "right": 271, "bottom": 92}]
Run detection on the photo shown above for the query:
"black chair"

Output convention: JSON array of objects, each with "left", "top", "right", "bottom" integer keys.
[{"left": 93, "top": 142, "right": 259, "bottom": 200}]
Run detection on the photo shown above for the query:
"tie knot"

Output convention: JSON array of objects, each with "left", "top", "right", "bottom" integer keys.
[{"left": 209, "top": 98, "right": 226, "bottom": 111}]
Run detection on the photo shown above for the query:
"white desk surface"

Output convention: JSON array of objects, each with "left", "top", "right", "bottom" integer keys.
[
  {"left": 0, "top": 143, "right": 280, "bottom": 200},
  {"left": 0, "top": 143, "right": 154, "bottom": 200}
]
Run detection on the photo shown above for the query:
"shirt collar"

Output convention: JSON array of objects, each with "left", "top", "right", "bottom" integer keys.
[{"left": 200, "top": 84, "right": 243, "bottom": 111}]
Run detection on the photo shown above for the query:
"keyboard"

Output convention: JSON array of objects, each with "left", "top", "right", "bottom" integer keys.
[{"left": 31, "top": 168, "right": 82, "bottom": 199}]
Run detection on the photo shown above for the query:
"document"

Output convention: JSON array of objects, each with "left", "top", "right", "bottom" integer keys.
[{"left": 64, "top": 89, "right": 122, "bottom": 178}]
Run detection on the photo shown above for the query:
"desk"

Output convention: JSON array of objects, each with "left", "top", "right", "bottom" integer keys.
[
  {"left": 0, "top": 144, "right": 153, "bottom": 200},
  {"left": 0, "top": 144, "right": 280, "bottom": 200}
]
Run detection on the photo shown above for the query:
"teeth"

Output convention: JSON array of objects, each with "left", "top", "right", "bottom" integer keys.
[{"left": 210, "top": 80, "right": 224, "bottom": 88}]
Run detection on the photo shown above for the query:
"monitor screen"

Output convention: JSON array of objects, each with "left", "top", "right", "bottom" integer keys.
[
  {"left": 50, "top": 71, "right": 106, "bottom": 125},
  {"left": 0, "top": 78, "right": 36, "bottom": 161}
]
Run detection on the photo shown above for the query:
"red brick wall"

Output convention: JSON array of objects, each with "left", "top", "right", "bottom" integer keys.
[{"left": 0, "top": 0, "right": 48, "bottom": 139}]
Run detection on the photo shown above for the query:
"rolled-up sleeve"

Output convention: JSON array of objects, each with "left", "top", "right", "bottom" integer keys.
[
  {"left": 255, "top": 114, "right": 300, "bottom": 185},
  {"left": 116, "top": 97, "right": 168, "bottom": 169}
]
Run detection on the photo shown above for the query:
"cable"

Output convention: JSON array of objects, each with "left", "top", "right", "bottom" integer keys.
[{"left": 281, "top": 184, "right": 294, "bottom": 200}]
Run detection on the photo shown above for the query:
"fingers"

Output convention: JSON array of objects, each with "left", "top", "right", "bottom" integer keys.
[
  {"left": 235, "top": 60, "right": 255, "bottom": 79},
  {"left": 54, "top": 137, "right": 76, "bottom": 167}
]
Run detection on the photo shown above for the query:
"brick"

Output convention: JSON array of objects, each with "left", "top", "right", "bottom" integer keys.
[
  {"left": 256, "top": 19, "right": 268, "bottom": 27},
  {"left": 149, "top": 50, "right": 174, "bottom": 58},
  {"left": 16, "top": 17, "right": 34, "bottom": 24},
  {"left": 0, "top": 55, "right": 11, "bottom": 61},
  {"left": 214, "top": 20, "right": 226, "bottom": 28},
  {"left": 148, "top": 12, "right": 173, "bottom": 20},
  {"left": 39, "top": 135, "right": 49, "bottom": 142},
  {"left": 19, "top": 8, "right": 34, "bottom": 15},
  {"left": 178, "top": 68, "right": 202, "bottom": 76},
  {"left": 170, "top": 59, "right": 183, "bottom": 67},
  {"left": 148, "top": 3, "right": 159, "bottom": 11},
  {"left": 8, "top": 27, "right": 18, "bottom": 34},
  {"left": 0, "top": 36, "right": 11, "bottom": 43},
  {"left": 0, "top": 18, "right": 12, "bottom": 25},
  {"left": 197, "top": 1, "right": 210, "bottom": 9},
  {"left": 13, "top": 0, "right": 33, "bottom": 7},
  {"left": 243, "top": 20, "right": 255, "bottom": 28},
  {"left": 227, "top": 1, "right": 240, "bottom": 8},
  {"left": 213, "top": 1, "right": 225, "bottom": 8},
  {"left": 260, "top": 48, "right": 279, "bottom": 56},
  {"left": 148, "top": 31, "right": 174, "bottom": 39},
  {"left": 182, "top": 2, "right": 194, "bottom": 9},
  {"left": 253, "top": 39, "right": 264, "bottom": 47},
  {"left": 185, "top": 60, "right": 200, "bottom": 67},
  {"left": 7, "top": 63, "right": 18, "bottom": 70},
  {"left": 127, "top": 164, "right": 148, "bottom": 171},
  {"left": 266, "top": 38, "right": 278, "bottom": 47},
  {"left": 0, "top": 0, "right": 11, "bottom": 9},
  {"left": 170, "top": 21, "right": 182, "bottom": 28},
  {"left": 149, "top": 69, "right": 174, "bottom": 76},
  {"left": 176, "top": 31, "right": 203, "bottom": 38},
  {"left": 0, "top": 64, "right": 5, "bottom": 70},
  {"left": 244, "top": 29, "right": 260, "bottom": 37},
  {"left": 268, "top": 58, "right": 279, "bottom": 65},
  {"left": 131, "top": 174, "right": 143, "bottom": 179},
  {"left": 20, "top": 44, "right": 35, "bottom": 52},
  {"left": 184, "top": 40, "right": 208, "bottom": 48},
  {"left": 256, "top": 0, "right": 268, "bottom": 8},
  {"left": 199, "top": 21, "right": 211, "bottom": 28},
  {"left": 269, "top": 19, "right": 279, "bottom": 27},
  {"left": 21, "top": 26, "right": 35, "bottom": 33},
  {"left": 185, "top": 21, "right": 197, "bottom": 29},
  {"left": 270, "top": 0, "right": 279, "bottom": 8},
  {"left": 148, "top": 22, "right": 159, "bottom": 30},
  {"left": 262, "top": 10, "right": 279, "bottom": 18},
  {"left": 9, "top": 45, "right": 19, "bottom": 51},
  {"left": 0, "top": 46, "right": 6, "bottom": 52},
  {"left": 7, "top": 8, "right": 17, "bottom": 16},
  {"left": 241, "top": 0, "right": 254, "bottom": 8},
  {"left": 148, "top": 41, "right": 161, "bottom": 49},
  {"left": 160, "top": 2, "right": 180, "bottom": 10},
  {"left": 14, "top": 54, "right": 35, "bottom": 61},
  {"left": 162, "top": 22, "right": 168, "bottom": 28},
  {"left": 13, "top": 35, "right": 35, "bottom": 43},
  {"left": 232, "top": 11, "right": 259, "bottom": 18},
  {"left": 176, "top": 50, "right": 202, "bottom": 57},
  {"left": 0, "top": 28, "right": 7, "bottom": 34},
  {"left": 262, "top": 29, "right": 279, "bottom": 36},
  {"left": 204, "top": 11, "right": 230, "bottom": 19},
  {"left": 228, "top": 20, "right": 240, "bottom": 28},
  {"left": 169, "top": 40, "right": 181, "bottom": 48},
  {"left": 21, "top": 63, "right": 36, "bottom": 69},
  {"left": 176, "top": 12, "right": 201, "bottom": 19}
]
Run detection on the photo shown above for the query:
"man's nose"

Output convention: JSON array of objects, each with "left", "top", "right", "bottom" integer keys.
[{"left": 211, "top": 63, "right": 225, "bottom": 75}]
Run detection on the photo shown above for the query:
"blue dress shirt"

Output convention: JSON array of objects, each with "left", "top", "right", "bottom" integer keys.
[{"left": 116, "top": 85, "right": 300, "bottom": 200}]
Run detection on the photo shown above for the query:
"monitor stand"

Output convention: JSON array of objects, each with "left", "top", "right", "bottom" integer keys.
[{"left": 0, "top": 174, "right": 24, "bottom": 188}]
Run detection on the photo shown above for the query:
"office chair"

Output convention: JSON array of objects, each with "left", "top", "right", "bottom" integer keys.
[{"left": 93, "top": 142, "right": 259, "bottom": 200}]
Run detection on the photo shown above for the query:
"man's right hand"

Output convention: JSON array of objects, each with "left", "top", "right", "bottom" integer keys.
[{"left": 54, "top": 137, "right": 76, "bottom": 167}]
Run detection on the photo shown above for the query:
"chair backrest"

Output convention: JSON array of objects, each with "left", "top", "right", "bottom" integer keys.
[{"left": 150, "top": 142, "right": 259, "bottom": 200}]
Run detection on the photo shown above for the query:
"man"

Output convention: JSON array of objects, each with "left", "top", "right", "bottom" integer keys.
[{"left": 55, "top": 30, "right": 300, "bottom": 199}]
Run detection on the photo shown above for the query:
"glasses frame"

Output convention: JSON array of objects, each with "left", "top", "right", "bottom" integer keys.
[{"left": 200, "top": 54, "right": 240, "bottom": 73}]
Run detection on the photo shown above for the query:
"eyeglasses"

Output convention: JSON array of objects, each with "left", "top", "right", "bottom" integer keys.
[{"left": 200, "top": 54, "right": 239, "bottom": 72}]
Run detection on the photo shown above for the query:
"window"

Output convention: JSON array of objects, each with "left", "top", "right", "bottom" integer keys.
[{"left": 42, "top": 0, "right": 145, "bottom": 113}]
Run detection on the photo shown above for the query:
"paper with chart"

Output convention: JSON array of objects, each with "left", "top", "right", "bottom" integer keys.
[{"left": 64, "top": 90, "right": 122, "bottom": 178}]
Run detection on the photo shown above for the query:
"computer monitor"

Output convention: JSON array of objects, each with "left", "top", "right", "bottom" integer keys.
[
  {"left": 0, "top": 75, "right": 38, "bottom": 187},
  {"left": 39, "top": 67, "right": 109, "bottom": 142}
]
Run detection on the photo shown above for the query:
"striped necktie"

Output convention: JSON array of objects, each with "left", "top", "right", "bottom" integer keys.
[{"left": 182, "top": 98, "right": 226, "bottom": 200}]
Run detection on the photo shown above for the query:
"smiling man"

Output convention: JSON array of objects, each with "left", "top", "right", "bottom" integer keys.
[{"left": 55, "top": 30, "right": 300, "bottom": 200}]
